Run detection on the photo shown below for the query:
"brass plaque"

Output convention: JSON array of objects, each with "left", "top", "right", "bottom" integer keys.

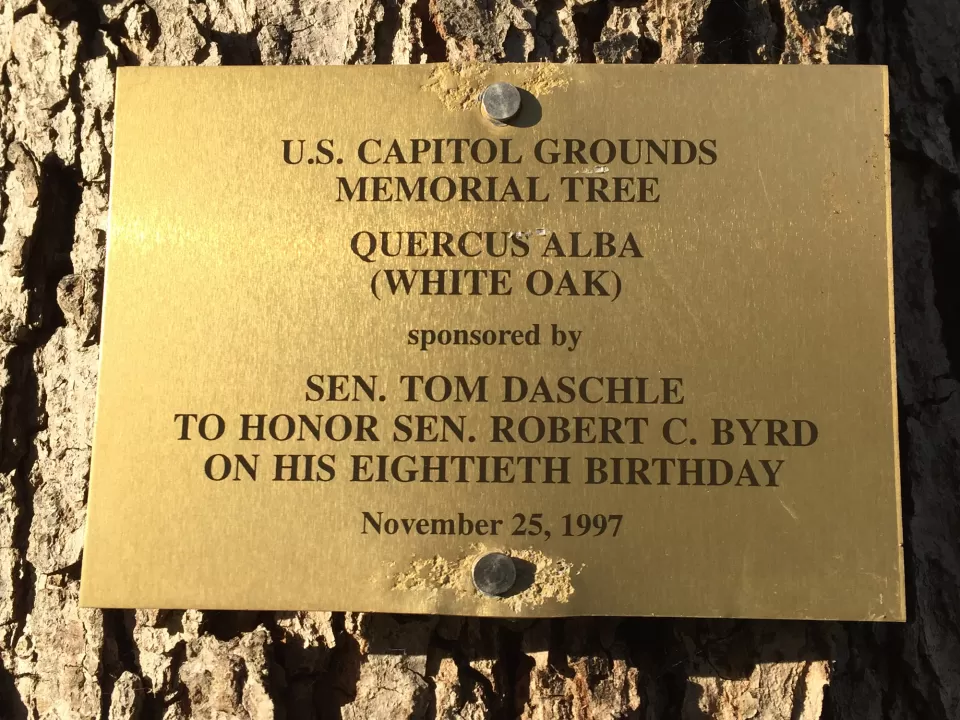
[{"left": 80, "top": 65, "right": 904, "bottom": 620}]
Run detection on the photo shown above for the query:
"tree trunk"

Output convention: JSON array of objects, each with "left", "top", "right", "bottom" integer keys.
[{"left": 1, "top": 0, "right": 957, "bottom": 718}]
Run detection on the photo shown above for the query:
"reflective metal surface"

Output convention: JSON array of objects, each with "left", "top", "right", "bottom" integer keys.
[{"left": 80, "top": 65, "right": 903, "bottom": 620}]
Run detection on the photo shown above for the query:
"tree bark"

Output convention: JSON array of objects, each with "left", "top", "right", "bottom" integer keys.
[{"left": 0, "top": 0, "right": 957, "bottom": 717}]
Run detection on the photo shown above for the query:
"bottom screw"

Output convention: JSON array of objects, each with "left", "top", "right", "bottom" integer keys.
[{"left": 472, "top": 552, "right": 517, "bottom": 596}]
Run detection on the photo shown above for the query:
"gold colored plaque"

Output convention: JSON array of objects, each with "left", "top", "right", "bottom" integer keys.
[{"left": 80, "top": 65, "right": 904, "bottom": 620}]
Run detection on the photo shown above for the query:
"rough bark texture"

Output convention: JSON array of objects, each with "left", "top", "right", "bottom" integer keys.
[{"left": 0, "top": 0, "right": 957, "bottom": 718}]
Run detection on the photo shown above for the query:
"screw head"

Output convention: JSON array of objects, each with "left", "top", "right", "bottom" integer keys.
[
  {"left": 472, "top": 552, "right": 517, "bottom": 596},
  {"left": 480, "top": 82, "right": 522, "bottom": 124}
]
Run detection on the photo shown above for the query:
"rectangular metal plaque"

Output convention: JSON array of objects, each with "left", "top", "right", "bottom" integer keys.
[{"left": 80, "top": 64, "right": 904, "bottom": 620}]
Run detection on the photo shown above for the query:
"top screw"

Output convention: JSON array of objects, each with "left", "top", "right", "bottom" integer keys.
[{"left": 481, "top": 83, "right": 522, "bottom": 125}]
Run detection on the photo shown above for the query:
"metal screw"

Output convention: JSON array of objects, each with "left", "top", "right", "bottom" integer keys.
[
  {"left": 480, "top": 83, "right": 522, "bottom": 125},
  {"left": 472, "top": 552, "right": 517, "bottom": 596}
]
